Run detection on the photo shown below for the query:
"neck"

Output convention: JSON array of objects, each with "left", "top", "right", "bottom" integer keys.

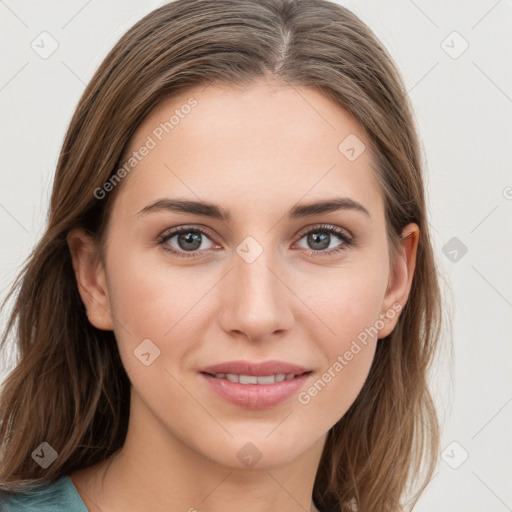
[{"left": 71, "top": 390, "right": 327, "bottom": 512}]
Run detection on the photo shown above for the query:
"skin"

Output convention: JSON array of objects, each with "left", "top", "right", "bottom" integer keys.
[{"left": 67, "top": 78, "right": 419, "bottom": 512}]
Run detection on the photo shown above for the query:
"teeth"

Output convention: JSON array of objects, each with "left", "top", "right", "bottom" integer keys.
[
  {"left": 239, "top": 375, "right": 258, "bottom": 384},
  {"left": 255, "top": 375, "right": 277, "bottom": 384},
  {"left": 213, "top": 373, "right": 298, "bottom": 384}
]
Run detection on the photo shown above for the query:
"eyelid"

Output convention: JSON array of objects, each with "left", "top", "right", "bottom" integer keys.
[
  {"left": 158, "top": 224, "right": 216, "bottom": 241},
  {"left": 294, "top": 223, "right": 353, "bottom": 241}
]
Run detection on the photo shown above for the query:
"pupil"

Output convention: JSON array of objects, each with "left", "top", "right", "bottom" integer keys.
[
  {"left": 178, "top": 232, "right": 201, "bottom": 251},
  {"left": 308, "top": 232, "right": 329, "bottom": 250}
]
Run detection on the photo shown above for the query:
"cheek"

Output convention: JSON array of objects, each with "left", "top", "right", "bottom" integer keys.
[
  {"left": 296, "top": 292, "right": 381, "bottom": 430},
  {"left": 293, "top": 264, "right": 387, "bottom": 424},
  {"left": 296, "top": 341, "right": 377, "bottom": 432},
  {"left": 303, "top": 260, "right": 388, "bottom": 349},
  {"left": 105, "top": 246, "right": 215, "bottom": 335},
  {"left": 103, "top": 246, "right": 236, "bottom": 394}
]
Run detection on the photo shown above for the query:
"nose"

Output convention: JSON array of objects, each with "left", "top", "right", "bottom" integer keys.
[{"left": 217, "top": 243, "right": 295, "bottom": 343}]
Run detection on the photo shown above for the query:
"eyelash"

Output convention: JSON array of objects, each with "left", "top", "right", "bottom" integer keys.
[{"left": 157, "top": 224, "right": 354, "bottom": 259}]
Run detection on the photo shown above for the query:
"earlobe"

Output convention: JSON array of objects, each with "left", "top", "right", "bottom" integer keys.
[
  {"left": 67, "top": 228, "right": 114, "bottom": 331},
  {"left": 377, "top": 223, "right": 419, "bottom": 339}
]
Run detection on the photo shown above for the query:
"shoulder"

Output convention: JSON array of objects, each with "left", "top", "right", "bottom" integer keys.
[{"left": 0, "top": 475, "right": 88, "bottom": 512}]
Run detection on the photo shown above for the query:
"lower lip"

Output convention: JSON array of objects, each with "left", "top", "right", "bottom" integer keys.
[{"left": 200, "top": 372, "right": 312, "bottom": 409}]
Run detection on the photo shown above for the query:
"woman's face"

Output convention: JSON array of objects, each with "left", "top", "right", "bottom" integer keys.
[{"left": 71, "top": 79, "right": 417, "bottom": 470}]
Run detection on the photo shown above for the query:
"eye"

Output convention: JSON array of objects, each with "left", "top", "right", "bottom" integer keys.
[
  {"left": 294, "top": 224, "right": 354, "bottom": 257},
  {"left": 157, "top": 223, "right": 354, "bottom": 259},
  {"left": 158, "top": 226, "right": 218, "bottom": 258}
]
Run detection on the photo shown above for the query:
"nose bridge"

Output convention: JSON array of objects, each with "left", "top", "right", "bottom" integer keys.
[{"left": 218, "top": 236, "right": 293, "bottom": 340}]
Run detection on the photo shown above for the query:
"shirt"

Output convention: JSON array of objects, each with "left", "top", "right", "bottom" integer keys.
[
  {"left": 0, "top": 475, "right": 88, "bottom": 511},
  {"left": 0, "top": 476, "right": 334, "bottom": 511}
]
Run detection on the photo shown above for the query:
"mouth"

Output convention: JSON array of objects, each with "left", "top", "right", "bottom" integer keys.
[
  {"left": 197, "top": 360, "right": 314, "bottom": 408},
  {"left": 200, "top": 371, "right": 312, "bottom": 385},
  {"left": 197, "top": 359, "right": 312, "bottom": 378}
]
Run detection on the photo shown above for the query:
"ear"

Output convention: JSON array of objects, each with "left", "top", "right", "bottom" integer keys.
[
  {"left": 377, "top": 223, "right": 419, "bottom": 339},
  {"left": 67, "top": 228, "right": 114, "bottom": 331}
]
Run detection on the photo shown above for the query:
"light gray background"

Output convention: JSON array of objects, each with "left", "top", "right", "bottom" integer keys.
[{"left": 1, "top": 1, "right": 511, "bottom": 511}]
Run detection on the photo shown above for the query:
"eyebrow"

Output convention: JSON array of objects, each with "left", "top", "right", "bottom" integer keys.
[{"left": 137, "top": 196, "right": 371, "bottom": 221}]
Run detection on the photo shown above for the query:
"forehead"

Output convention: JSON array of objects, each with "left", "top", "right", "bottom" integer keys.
[{"left": 115, "top": 80, "right": 384, "bottom": 223}]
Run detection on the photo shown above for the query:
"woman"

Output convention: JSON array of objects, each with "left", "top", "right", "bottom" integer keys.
[{"left": 0, "top": 0, "right": 443, "bottom": 510}]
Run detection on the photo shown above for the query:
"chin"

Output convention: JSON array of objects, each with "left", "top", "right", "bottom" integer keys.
[{"left": 203, "top": 429, "right": 316, "bottom": 470}]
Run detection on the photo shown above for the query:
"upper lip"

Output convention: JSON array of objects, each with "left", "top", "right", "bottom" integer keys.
[{"left": 198, "top": 360, "right": 312, "bottom": 376}]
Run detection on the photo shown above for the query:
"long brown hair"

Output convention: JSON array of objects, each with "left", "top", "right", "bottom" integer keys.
[{"left": 0, "top": 1, "right": 445, "bottom": 510}]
